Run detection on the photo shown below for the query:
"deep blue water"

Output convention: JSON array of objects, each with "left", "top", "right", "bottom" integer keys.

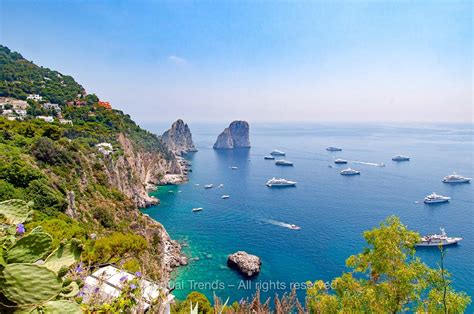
[{"left": 142, "top": 123, "right": 473, "bottom": 308}]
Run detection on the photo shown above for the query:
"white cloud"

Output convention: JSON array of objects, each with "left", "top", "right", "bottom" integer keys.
[{"left": 168, "top": 55, "right": 187, "bottom": 66}]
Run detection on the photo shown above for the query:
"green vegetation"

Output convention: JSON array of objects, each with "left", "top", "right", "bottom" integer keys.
[{"left": 0, "top": 45, "right": 85, "bottom": 104}]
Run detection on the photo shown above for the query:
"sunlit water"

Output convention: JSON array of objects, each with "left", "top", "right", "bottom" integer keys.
[{"left": 142, "top": 123, "right": 473, "bottom": 307}]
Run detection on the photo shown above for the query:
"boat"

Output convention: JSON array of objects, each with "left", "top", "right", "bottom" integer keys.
[
  {"left": 392, "top": 155, "right": 410, "bottom": 161},
  {"left": 424, "top": 192, "right": 450, "bottom": 204},
  {"left": 204, "top": 184, "right": 213, "bottom": 189},
  {"left": 416, "top": 228, "right": 462, "bottom": 247},
  {"left": 264, "top": 156, "right": 275, "bottom": 160},
  {"left": 340, "top": 168, "right": 360, "bottom": 175},
  {"left": 326, "top": 146, "right": 342, "bottom": 152},
  {"left": 221, "top": 195, "right": 230, "bottom": 199},
  {"left": 217, "top": 184, "right": 224, "bottom": 188},
  {"left": 442, "top": 173, "right": 471, "bottom": 183},
  {"left": 192, "top": 207, "right": 203, "bottom": 212},
  {"left": 270, "top": 150, "right": 286, "bottom": 156},
  {"left": 266, "top": 177, "right": 297, "bottom": 187},
  {"left": 288, "top": 224, "right": 301, "bottom": 230},
  {"left": 334, "top": 158, "right": 348, "bottom": 164},
  {"left": 231, "top": 166, "right": 238, "bottom": 170},
  {"left": 275, "top": 159, "right": 294, "bottom": 166}
]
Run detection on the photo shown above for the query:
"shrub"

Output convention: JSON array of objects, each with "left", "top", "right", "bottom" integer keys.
[{"left": 89, "top": 232, "right": 147, "bottom": 263}]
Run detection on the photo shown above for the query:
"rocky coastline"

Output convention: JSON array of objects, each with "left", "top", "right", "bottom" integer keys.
[{"left": 213, "top": 120, "right": 250, "bottom": 149}]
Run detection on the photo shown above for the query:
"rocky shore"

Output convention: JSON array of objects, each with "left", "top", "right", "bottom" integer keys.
[{"left": 213, "top": 120, "right": 250, "bottom": 149}]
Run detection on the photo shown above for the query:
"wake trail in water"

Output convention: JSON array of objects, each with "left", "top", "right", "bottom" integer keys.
[
  {"left": 349, "top": 160, "right": 385, "bottom": 167},
  {"left": 264, "top": 219, "right": 300, "bottom": 230}
]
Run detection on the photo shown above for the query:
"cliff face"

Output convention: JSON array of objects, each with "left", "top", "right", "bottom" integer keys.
[
  {"left": 162, "top": 119, "right": 197, "bottom": 156},
  {"left": 213, "top": 120, "right": 251, "bottom": 149},
  {"left": 104, "top": 133, "right": 185, "bottom": 208}
]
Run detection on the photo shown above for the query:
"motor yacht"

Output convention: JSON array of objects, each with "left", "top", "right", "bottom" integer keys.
[
  {"left": 264, "top": 156, "right": 275, "bottom": 160},
  {"left": 270, "top": 150, "right": 286, "bottom": 156},
  {"left": 340, "top": 168, "right": 360, "bottom": 175},
  {"left": 424, "top": 192, "right": 450, "bottom": 204},
  {"left": 334, "top": 159, "right": 348, "bottom": 164},
  {"left": 392, "top": 155, "right": 410, "bottom": 161},
  {"left": 416, "top": 228, "right": 462, "bottom": 247},
  {"left": 266, "top": 177, "right": 297, "bottom": 187},
  {"left": 204, "top": 184, "right": 213, "bottom": 189},
  {"left": 326, "top": 146, "right": 342, "bottom": 151},
  {"left": 442, "top": 173, "right": 471, "bottom": 183},
  {"left": 275, "top": 159, "right": 294, "bottom": 166},
  {"left": 192, "top": 207, "right": 203, "bottom": 212}
]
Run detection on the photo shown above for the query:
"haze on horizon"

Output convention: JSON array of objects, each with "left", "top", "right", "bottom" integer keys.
[{"left": 1, "top": 1, "right": 472, "bottom": 124}]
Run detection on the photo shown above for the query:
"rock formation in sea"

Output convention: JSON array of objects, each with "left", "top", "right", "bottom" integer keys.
[
  {"left": 227, "top": 251, "right": 261, "bottom": 277},
  {"left": 213, "top": 120, "right": 250, "bottom": 149},
  {"left": 162, "top": 119, "right": 197, "bottom": 155}
]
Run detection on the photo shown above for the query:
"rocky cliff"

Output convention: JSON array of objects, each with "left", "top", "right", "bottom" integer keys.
[
  {"left": 213, "top": 120, "right": 251, "bottom": 149},
  {"left": 162, "top": 119, "right": 197, "bottom": 156},
  {"left": 103, "top": 133, "right": 186, "bottom": 208}
]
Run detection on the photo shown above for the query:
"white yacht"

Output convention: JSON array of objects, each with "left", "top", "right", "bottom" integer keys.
[
  {"left": 340, "top": 168, "right": 360, "bottom": 175},
  {"left": 204, "top": 184, "right": 213, "bottom": 189},
  {"left": 192, "top": 207, "right": 203, "bottom": 212},
  {"left": 424, "top": 192, "right": 450, "bottom": 204},
  {"left": 288, "top": 224, "right": 301, "bottom": 230},
  {"left": 442, "top": 173, "right": 471, "bottom": 184},
  {"left": 264, "top": 156, "right": 275, "bottom": 160},
  {"left": 326, "top": 146, "right": 342, "bottom": 152},
  {"left": 266, "top": 177, "right": 297, "bottom": 187},
  {"left": 275, "top": 159, "right": 294, "bottom": 166},
  {"left": 334, "top": 158, "right": 348, "bottom": 164},
  {"left": 221, "top": 195, "right": 230, "bottom": 199},
  {"left": 416, "top": 228, "right": 462, "bottom": 247},
  {"left": 270, "top": 150, "right": 286, "bottom": 156},
  {"left": 231, "top": 166, "right": 238, "bottom": 170},
  {"left": 217, "top": 184, "right": 224, "bottom": 188},
  {"left": 392, "top": 155, "right": 410, "bottom": 161}
]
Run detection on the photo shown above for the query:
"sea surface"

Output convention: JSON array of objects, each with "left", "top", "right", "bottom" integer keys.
[{"left": 142, "top": 122, "right": 473, "bottom": 308}]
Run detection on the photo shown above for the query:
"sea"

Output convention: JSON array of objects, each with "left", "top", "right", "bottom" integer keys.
[{"left": 141, "top": 122, "right": 473, "bottom": 309}]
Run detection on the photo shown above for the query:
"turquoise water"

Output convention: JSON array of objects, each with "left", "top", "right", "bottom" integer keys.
[{"left": 142, "top": 123, "right": 473, "bottom": 307}]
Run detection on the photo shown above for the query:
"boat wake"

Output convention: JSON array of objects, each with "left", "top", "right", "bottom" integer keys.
[
  {"left": 265, "top": 219, "right": 301, "bottom": 230},
  {"left": 349, "top": 160, "right": 385, "bottom": 167}
]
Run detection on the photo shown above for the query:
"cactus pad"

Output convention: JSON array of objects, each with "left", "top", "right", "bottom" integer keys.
[
  {"left": 0, "top": 263, "right": 62, "bottom": 305},
  {"left": 44, "top": 242, "right": 82, "bottom": 273},
  {"left": 0, "top": 199, "right": 33, "bottom": 225},
  {"left": 7, "top": 232, "right": 53, "bottom": 263}
]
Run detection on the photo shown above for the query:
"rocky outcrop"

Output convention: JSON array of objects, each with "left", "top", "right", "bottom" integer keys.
[
  {"left": 213, "top": 121, "right": 250, "bottom": 149},
  {"left": 103, "top": 133, "right": 186, "bottom": 208},
  {"left": 162, "top": 119, "right": 197, "bottom": 155},
  {"left": 227, "top": 251, "right": 261, "bottom": 277}
]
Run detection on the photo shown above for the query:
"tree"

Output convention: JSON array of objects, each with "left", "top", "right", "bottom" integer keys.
[{"left": 306, "top": 217, "right": 471, "bottom": 313}]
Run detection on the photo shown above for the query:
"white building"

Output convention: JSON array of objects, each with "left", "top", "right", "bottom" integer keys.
[
  {"left": 15, "top": 109, "right": 27, "bottom": 117},
  {"left": 36, "top": 116, "right": 54, "bottom": 123},
  {"left": 96, "top": 142, "right": 113, "bottom": 156},
  {"left": 83, "top": 265, "right": 174, "bottom": 313},
  {"left": 59, "top": 119, "right": 73, "bottom": 125},
  {"left": 2, "top": 109, "right": 13, "bottom": 115},
  {"left": 43, "top": 103, "right": 61, "bottom": 111},
  {"left": 27, "top": 94, "right": 43, "bottom": 101}
]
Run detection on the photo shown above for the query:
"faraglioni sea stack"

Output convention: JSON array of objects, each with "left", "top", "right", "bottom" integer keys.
[
  {"left": 213, "top": 120, "right": 250, "bottom": 149},
  {"left": 162, "top": 119, "right": 197, "bottom": 155}
]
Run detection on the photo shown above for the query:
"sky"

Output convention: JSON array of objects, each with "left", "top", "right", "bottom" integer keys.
[{"left": 0, "top": 0, "right": 472, "bottom": 124}]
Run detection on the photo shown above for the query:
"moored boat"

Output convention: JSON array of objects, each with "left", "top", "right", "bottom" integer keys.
[
  {"left": 204, "top": 184, "right": 213, "bottom": 189},
  {"left": 264, "top": 156, "right": 275, "bottom": 160},
  {"left": 340, "top": 167, "right": 360, "bottom": 175},
  {"left": 266, "top": 177, "right": 297, "bottom": 187},
  {"left": 326, "top": 146, "right": 342, "bottom": 151},
  {"left": 270, "top": 150, "right": 286, "bottom": 156},
  {"left": 392, "top": 155, "right": 410, "bottom": 161},
  {"left": 424, "top": 192, "right": 450, "bottom": 204},
  {"left": 221, "top": 195, "right": 230, "bottom": 199},
  {"left": 192, "top": 207, "right": 203, "bottom": 212},
  {"left": 275, "top": 159, "right": 294, "bottom": 166},
  {"left": 416, "top": 228, "right": 462, "bottom": 247},
  {"left": 334, "top": 158, "right": 348, "bottom": 164},
  {"left": 442, "top": 173, "right": 471, "bottom": 183}
]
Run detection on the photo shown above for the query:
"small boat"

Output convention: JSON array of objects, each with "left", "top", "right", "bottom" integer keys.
[
  {"left": 231, "top": 166, "right": 238, "bottom": 170},
  {"left": 266, "top": 177, "right": 297, "bottom": 187},
  {"left": 204, "top": 184, "right": 213, "bottom": 189},
  {"left": 221, "top": 195, "right": 230, "bottom": 199},
  {"left": 334, "top": 159, "right": 348, "bottom": 164},
  {"left": 217, "top": 184, "right": 224, "bottom": 188},
  {"left": 195, "top": 183, "right": 200, "bottom": 186},
  {"left": 442, "top": 173, "right": 471, "bottom": 184},
  {"left": 424, "top": 192, "right": 450, "bottom": 204},
  {"left": 270, "top": 150, "right": 286, "bottom": 156},
  {"left": 326, "top": 146, "right": 342, "bottom": 152},
  {"left": 275, "top": 159, "right": 294, "bottom": 166},
  {"left": 264, "top": 156, "right": 275, "bottom": 160},
  {"left": 416, "top": 228, "right": 462, "bottom": 247},
  {"left": 192, "top": 207, "right": 203, "bottom": 212},
  {"left": 288, "top": 224, "right": 301, "bottom": 230},
  {"left": 392, "top": 155, "right": 410, "bottom": 161},
  {"left": 340, "top": 168, "right": 360, "bottom": 175},
  {"left": 168, "top": 191, "right": 174, "bottom": 193}
]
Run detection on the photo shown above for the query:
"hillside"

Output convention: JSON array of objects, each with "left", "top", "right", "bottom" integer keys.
[
  {"left": 0, "top": 46, "right": 187, "bottom": 285},
  {"left": 0, "top": 45, "right": 85, "bottom": 104}
]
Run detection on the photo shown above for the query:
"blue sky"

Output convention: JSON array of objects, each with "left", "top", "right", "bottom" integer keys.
[{"left": 1, "top": 1, "right": 472, "bottom": 123}]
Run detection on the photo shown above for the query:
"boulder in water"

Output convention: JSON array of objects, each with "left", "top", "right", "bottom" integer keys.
[{"left": 227, "top": 251, "right": 261, "bottom": 277}]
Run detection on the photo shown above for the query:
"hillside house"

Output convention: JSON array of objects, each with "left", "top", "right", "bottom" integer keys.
[
  {"left": 36, "top": 116, "right": 54, "bottom": 123},
  {"left": 43, "top": 103, "right": 61, "bottom": 111},
  {"left": 27, "top": 94, "right": 43, "bottom": 101}
]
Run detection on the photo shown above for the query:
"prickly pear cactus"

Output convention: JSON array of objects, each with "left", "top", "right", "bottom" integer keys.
[
  {"left": 20, "top": 300, "right": 83, "bottom": 314},
  {"left": 0, "top": 199, "right": 33, "bottom": 225},
  {"left": 44, "top": 241, "right": 82, "bottom": 273},
  {"left": 6, "top": 231, "right": 53, "bottom": 263},
  {"left": 59, "top": 281, "right": 80, "bottom": 298},
  {"left": 0, "top": 263, "right": 62, "bottom": 305}
]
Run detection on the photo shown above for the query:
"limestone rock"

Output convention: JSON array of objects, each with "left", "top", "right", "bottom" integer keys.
[
  {"left": 227, "top": 251, "right": 261, "bottom": 277},
  {"left": 213, "top": 121, "right": 250, "bottom": 149},
  {"left": 162, "top": 119, "right": 197, "bottom": 155}
]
